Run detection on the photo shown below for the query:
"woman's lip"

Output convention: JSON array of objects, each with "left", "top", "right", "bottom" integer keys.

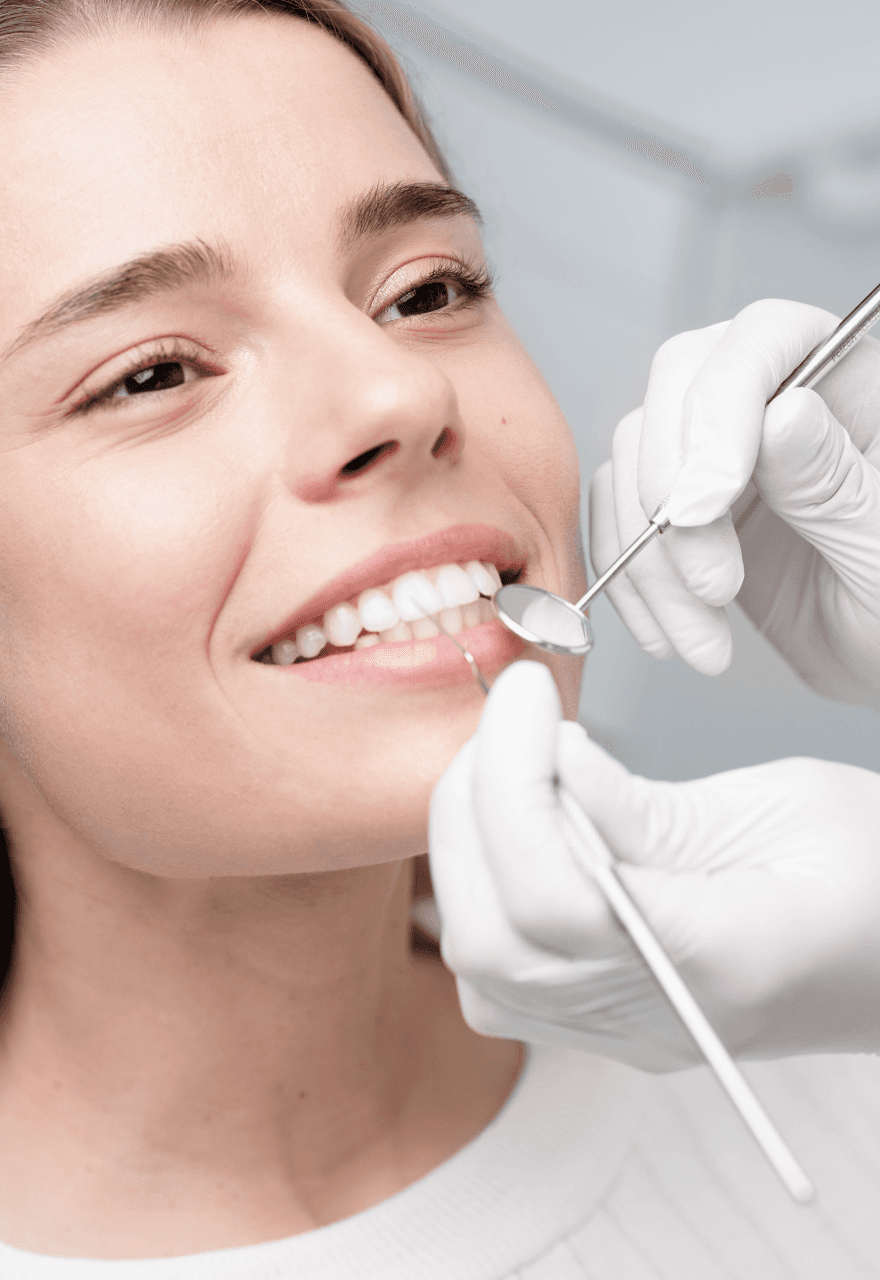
[
  {"left": 272, "top": 618, "right": 525, "bottom": 687},
  {"left": 255, "top": 523, "right": 524, "bottom": 653}
]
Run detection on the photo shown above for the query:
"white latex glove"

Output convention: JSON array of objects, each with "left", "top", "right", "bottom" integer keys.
[
  {"left": 590, "top": 300, "right": 880, "bottom": 708},
  {"left": 429, "top": 660, "right": 880, "bottom": 1071}
]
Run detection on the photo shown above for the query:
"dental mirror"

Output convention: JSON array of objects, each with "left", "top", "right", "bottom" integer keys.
[
  {"left": 495, "top": 509, "right": 668, "bottom": 656},
  {"left": 495, "top": 275, "right": 880, "bottom": 656}
]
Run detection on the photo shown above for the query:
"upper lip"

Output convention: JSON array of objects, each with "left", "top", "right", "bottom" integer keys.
[{"left": 255, "top": 522, "right": 525, "bottom": 654}]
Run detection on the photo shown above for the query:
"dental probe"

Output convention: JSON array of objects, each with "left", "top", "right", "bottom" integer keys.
[
  {"left": 495, "top": 278, "right": 880, "bottom": 656},
  {"left": 431, "top": 615, "right": 815, "bottom": 1205}
]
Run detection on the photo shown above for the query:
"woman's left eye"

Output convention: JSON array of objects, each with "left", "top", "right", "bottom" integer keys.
[
  {"left": 375, "top": 263, "right": 493, "bottom": 326},
  {"left": 377, "top": 278, "right": 463, "bottom": 324}
]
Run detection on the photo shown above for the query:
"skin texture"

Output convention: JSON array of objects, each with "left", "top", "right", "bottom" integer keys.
[{"left": 0, "top": 13, "right": 585, "bottom": 1258}]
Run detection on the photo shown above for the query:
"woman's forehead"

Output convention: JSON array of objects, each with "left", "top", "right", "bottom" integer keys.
[{"left": 0, "top": 13, "right": 441, "bottom": 327}]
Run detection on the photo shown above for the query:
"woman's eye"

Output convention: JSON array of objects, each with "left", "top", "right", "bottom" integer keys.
[
  {"left": 377, "top": 279, "right": 461, "bottom": 324},
  {"left": 72, "top": 349, "right": 211, "bottom": 415},
  {"left": 111, "top": 360, "right": 193, "bottom": 399}
]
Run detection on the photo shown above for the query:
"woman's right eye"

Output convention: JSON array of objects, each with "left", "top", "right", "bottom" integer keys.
[
  {"left": 112, "top": 361, "right": 190, "bottom": 399},
  {"left": 71, "top": 340, "right": 218, "bottom": 415}
]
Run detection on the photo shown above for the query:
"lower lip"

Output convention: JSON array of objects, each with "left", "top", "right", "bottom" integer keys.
[{"left": 278, "top": 618, "right": 525, "bottom": 687}]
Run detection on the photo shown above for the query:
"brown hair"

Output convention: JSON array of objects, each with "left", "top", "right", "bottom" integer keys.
[{"left": 0, "top": 0, "right": 451, "bottom": 995}]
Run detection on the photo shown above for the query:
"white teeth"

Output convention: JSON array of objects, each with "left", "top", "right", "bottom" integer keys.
[
  {"left": 465, "top": 561, "right": 500, "bottom": 596},
  {"left": 271, "top": 639, "right": 299, "bottom": 665},
  {"left": 392, "top": 572, "right": 443, "bottom": 622},
  {"left": 434, "top": 563, "right": 480, "bottom": 609},
  {"left": 357, "top": 588, "right": 399, "bottom": 633},
  {"left": 380, "top": 621, "right": 414, "bottom": 643},
  {"left": 461, "top": 601, "right": 482, "bottom": 629},
  {"left": 296, "top": 623, "right": 326, "bottom": 659},
  {"left": 323, "top": 602, "right": 361, "bottom": 647},
  {"left": 265, "top": 561, "right": 505, "bottom": 665},
  {"left": 438, "top": 606, "right": 464, "bottom": 635},
  {"left": 412, "top": 616, "right": 440, "bottom": 638}
]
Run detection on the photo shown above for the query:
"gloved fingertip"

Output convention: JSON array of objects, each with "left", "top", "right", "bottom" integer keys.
[
  {"left": 556, "top": 720, "right": 618, "bottom": 779},
  {"left": 641, "top": 637, "right": 675, "bottom": 660},
  {"left": 664, "top": 468, "right": 744, "bottom": 527},
  {"left": 482, "top": 660, "right": 562, "bottom": 736},
  {"left": 681, "top": 627, "right": 733, "bottom": 676},
  {"left": 760, "top": 387, "right": 844, "bottom": 484},
  {"left": 700, "top": 568, "right": 744, "bottom": 608},
  {"left": 475, "top": 660, "right": 564, "bottom": 810},
  {"left": 686, "top": 581, "right": 742, "bottom": 609},
  {"left": 557, "top": 718, "right": 590, "bottom": 749},
  {"left": 556, "top": 719, "right": 633, "bottom": 807},
  {"left": 669, "top": 541, "right": 744, "bottom": 608},
  {"left": 762, "top": 386, "right": 825, "bottom": 448},
  {"left": 489, "top": 657, "right": 559, "bottom": 704}
]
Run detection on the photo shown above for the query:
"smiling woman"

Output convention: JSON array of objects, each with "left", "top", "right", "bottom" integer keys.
[
  {"left": 4, "top": 2, "right": 880, "bottom": 1276},
  {"left": 0, "top": 0, "right": 591, "bottom": 1268},
  {"left": 0, "top": 0, "right": 474, "bottom": 1016}
]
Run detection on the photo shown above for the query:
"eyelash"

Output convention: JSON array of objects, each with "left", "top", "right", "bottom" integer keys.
[
  {"left": 71, "top": 260, "right": 495, "bottom": 415},
  {"left": 374, "top": 259, "right": 495, "bottom": 323},
  {"left": 70, "top": 337, "right": 215, "bottom": 416}
]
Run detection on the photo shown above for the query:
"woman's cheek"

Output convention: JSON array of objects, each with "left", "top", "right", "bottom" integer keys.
[{"left": 476, "top": 330, "right": 581, "bottom": 510}]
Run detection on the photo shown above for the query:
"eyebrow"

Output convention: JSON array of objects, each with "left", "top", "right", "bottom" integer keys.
[
  {"left": 2, "top": 182, "right": 482, "bottom": 365},
  {"left": 1, "top": 239, "right": 236, "bottom": 365},
  {"left": 339, "top": 180, "right": 482, "bottom": 248}
]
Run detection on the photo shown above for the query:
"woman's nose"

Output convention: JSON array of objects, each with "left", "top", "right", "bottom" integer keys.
[{"left": 284, "top": 316, "right": 466, "bottom": 505}]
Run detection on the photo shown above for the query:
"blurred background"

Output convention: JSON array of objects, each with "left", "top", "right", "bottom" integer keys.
[{"left": 368, "top": 0, "right": 880, "bottom": 779}]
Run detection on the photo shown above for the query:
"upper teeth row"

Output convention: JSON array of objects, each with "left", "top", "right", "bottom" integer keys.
[{"left": 271, "top": 560, "right": 502, "bottom": 664}]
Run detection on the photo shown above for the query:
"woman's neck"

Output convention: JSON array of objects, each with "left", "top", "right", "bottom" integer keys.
[{"left": 0, "top": 838, "right": 522, "bottom": 1257}]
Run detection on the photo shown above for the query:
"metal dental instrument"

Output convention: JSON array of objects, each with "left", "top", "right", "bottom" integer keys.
[
  {"left": 495, "top": 279, "right": 880, "bottom": 656},
  {"left": 431, "top": 613, "right": 816, "bottom": 1204}
]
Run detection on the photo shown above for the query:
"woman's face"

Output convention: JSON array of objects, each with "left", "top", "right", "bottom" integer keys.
[{"left": 0, "top": 14, "right": 585, "bottom": 875}]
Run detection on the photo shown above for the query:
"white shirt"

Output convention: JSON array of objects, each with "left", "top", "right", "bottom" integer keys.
[{"left": 2, "top": 1043, "right": 879, "bottom": 1278}]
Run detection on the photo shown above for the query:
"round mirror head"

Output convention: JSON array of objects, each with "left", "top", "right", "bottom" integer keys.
[{"left": 494, "top": 584, "right": 594, "bottom": 656}]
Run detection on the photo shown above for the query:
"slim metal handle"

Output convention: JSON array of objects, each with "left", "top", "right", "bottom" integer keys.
[
  {"left": 557, "top": 786, "right": 815, "bottom": 1205},
  {"left": 773, "top": 281, "right": 880, "bottom": 399},
  {"left": 574, "top": 504, "right": 668, "bottom": 613}
]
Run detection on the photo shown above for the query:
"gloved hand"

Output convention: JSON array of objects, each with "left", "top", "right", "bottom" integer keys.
[
  {"left": 589, "top": 299, "right": 880, "bottom": 709},
  {"left": 429, "top": 660, "right": 880, "bottom": 1071}
]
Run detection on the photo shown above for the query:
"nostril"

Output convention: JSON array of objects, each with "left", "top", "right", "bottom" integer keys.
[
  {"left": 339, "top": 441, "right": 398, "bottom": 477},
  {"left": 431, "top": 427, "right": 456, "bottom": 458}
]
